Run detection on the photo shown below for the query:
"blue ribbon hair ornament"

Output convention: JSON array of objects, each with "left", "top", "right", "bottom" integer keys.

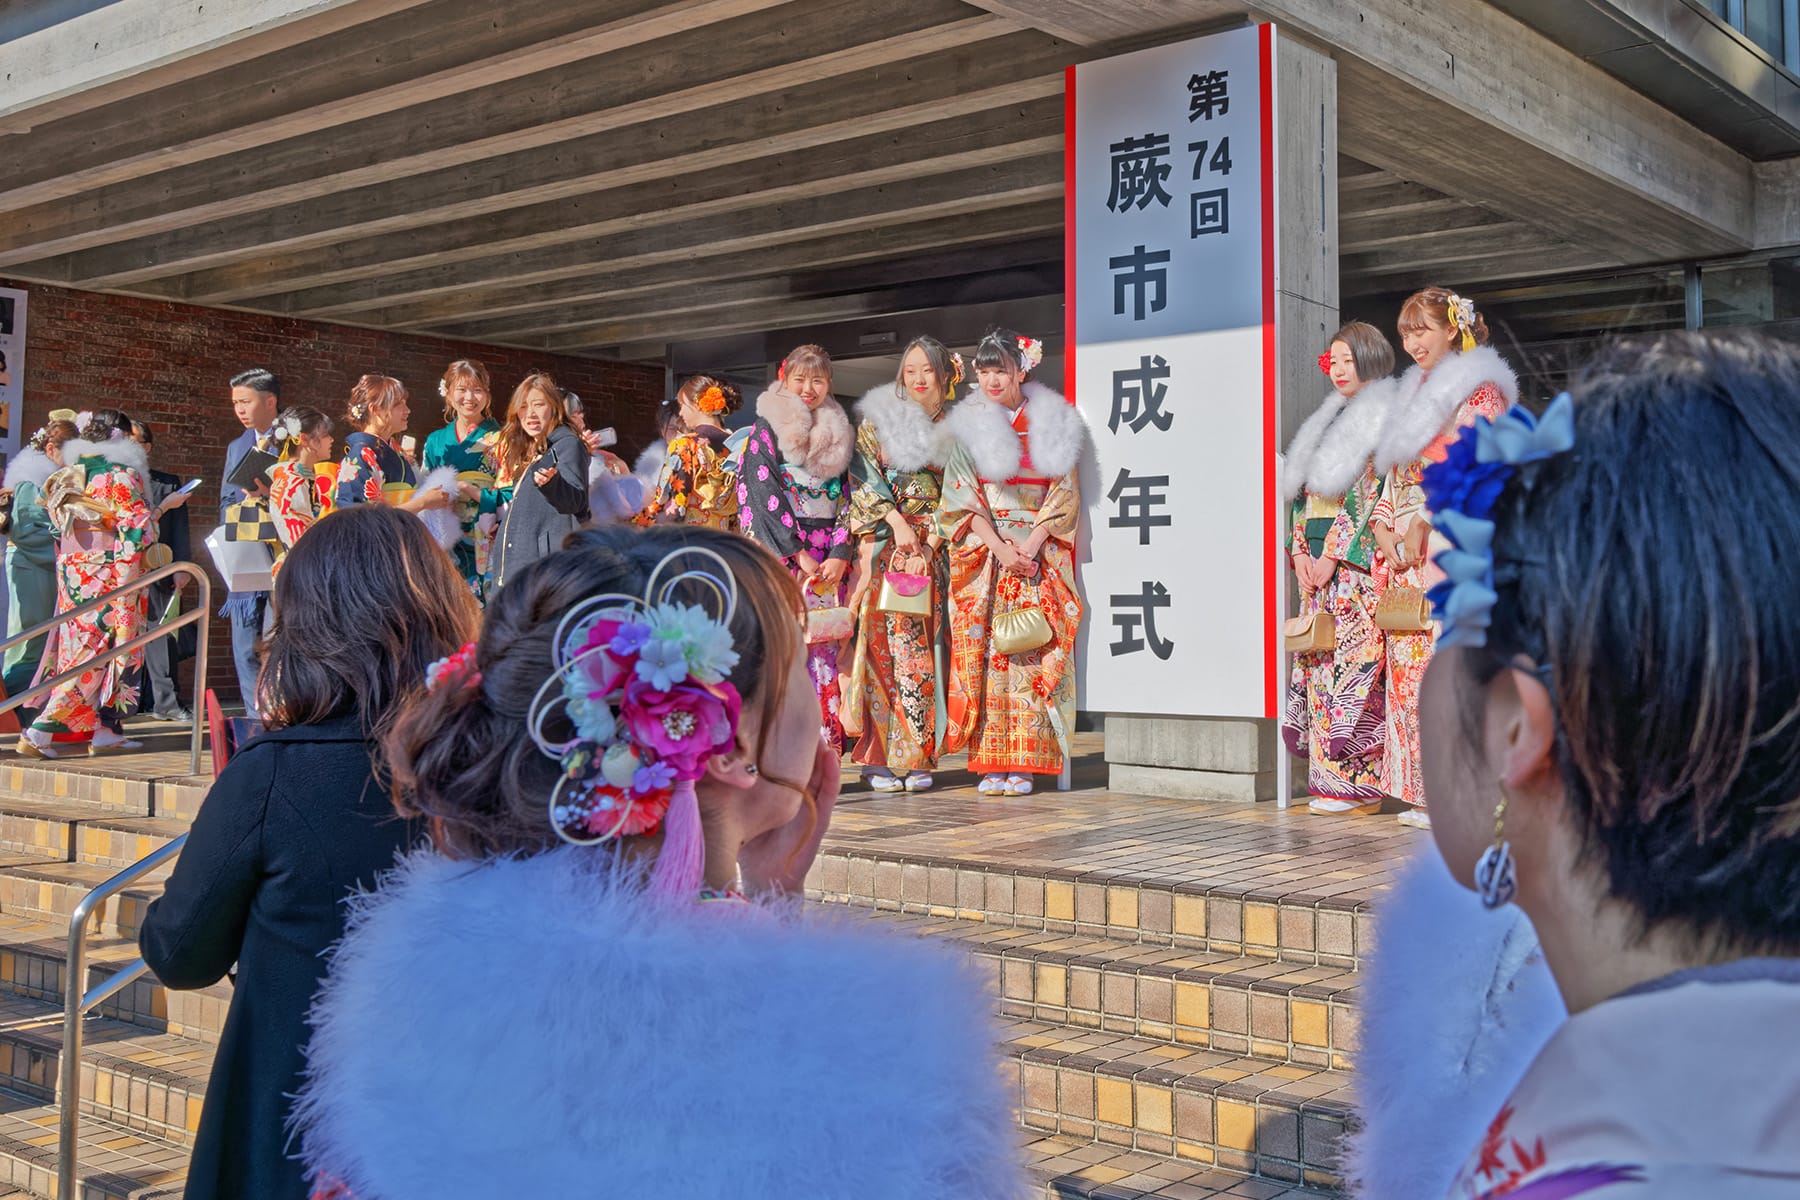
[{"left": 1419, "top": 393, "right": 1575, "bottom": 648}]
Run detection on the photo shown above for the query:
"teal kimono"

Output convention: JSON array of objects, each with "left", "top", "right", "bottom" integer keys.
[
  {"left": 421, "top": 420, "right": 506, "bottom": 601},
  {"left": 3, "top": 456, "right": 58, "bottom": 701}
]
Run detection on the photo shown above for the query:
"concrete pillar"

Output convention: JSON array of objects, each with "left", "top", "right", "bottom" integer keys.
[{"left": 1106, "top": 31, "right": 1338, "bottom": 804}]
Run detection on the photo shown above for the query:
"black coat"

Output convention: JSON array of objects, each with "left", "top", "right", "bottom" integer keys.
[
  {"left": 138, "top": 715, "right": 424, "bottom": 1200},
  {"left": 494, "top": 423, "right": 590, "bottom": 590}
]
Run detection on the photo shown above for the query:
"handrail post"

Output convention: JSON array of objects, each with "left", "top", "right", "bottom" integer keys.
[{"left": 189, "top": 571, "right": 211, "bottom": 778}]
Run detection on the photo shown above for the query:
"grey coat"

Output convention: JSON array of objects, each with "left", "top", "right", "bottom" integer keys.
[{"left": 494, "top": 423, "right": 591, "bottom": 590}]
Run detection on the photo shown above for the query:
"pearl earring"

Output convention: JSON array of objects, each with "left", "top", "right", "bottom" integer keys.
[
  {"left": 745, "top": 764, "right": 759, "bottom": 777},
  {"left": 1474, "top": 796, "right": 1518, "bottom": 910}
]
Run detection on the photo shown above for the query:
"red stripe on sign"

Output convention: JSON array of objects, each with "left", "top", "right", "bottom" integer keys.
[
  {"left": 1259, "top": 23, "right": 1279, "bottom": 721},
  {"left": 1063, "top": 63, "right": 1078, "bottom": 408}
]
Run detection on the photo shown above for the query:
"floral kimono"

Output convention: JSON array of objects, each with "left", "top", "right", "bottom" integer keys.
[
  {"left": 335, "top": 432, "right": 417, "bottom": 509},
  {"left": 635, "top": 426, "right": 739, "bottom": 531},
  {"left": 30, "top": 438, "right": 156, "bottom": 738},
  {"left": 1448, "top": 961, "right": 1800, "bottom": 1198},
  {"left": 737, "top": 385, "right": 854, "bottom": 752},
  {"left": 422, "top": 419, "right": 504, "bottom": 599},
  {"left": 842, "top": 385, "right": 954, "bottom": 774},
  {"left": 1373, "top": 345, "right": 1517, "bottom": 808},
  {"left": 937, "top": 384, "right": 1085, "bottom": 777},
  {"left": 267, "top": 460, "right": 329, "bottom": 578},
  {"left": 1280, "top": 380, "right": 1397, "bottom": 804}
]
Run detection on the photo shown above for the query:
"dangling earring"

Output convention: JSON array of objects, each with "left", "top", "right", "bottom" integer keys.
[{"left": 1474, "top": 796, "right": 1518, "bottom": 909}]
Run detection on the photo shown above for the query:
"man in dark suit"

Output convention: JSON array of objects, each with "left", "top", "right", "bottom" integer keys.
[
  {"left": 222, "top": 369, "right": 281, "bottom": 711},
  {"left": 131, "top": 421, "right": 195, "bottom": 722}
]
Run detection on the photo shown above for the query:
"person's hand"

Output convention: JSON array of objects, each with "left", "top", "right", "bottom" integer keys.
[
  {"left": 247, "top": 478, "right": 269, "bottom": 499},
  {"left": 407, "top": 487, "right": 451, "bottom": 512},
  {"left": 813, "top": 557, "right": 848, "bottom": 592},
  {"left": 458, "top": 483, "right": 481, "bottom": 501},
  {"left": 1293, "top": 552, "right": 1316, "bottom": 592},
  {"left": 889, "top": 522, "right": 922, "bottom": 556},
  {"left": 1403, "top": 518, "right": 1430, "bottom": 566},
  {"left": 173, "top": 571, "right": 192, "bottom": 590},
  {"left": 795, "top": 551, "right": 822, "bottom": 577},
  {"left": 158, "top": 490, "right": 191, "bottom": 515},
  {"left": 533, "top": 466, "right": 557, "bottom": 488},
  {"left": 1372, "top": 523, "right": 1403, "bottom": 570},
  {"left": 579, "top": 429, "right": 604, "bottom": 454},
  {"left": 738, "top": 736, "right": 841, "bottom": 896}
]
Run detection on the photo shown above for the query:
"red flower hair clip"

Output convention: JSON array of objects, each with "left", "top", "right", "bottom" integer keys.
[
  {"left": 425, "top": 641, "right": 481, "bottom": 694},
  {"left": 1318, "top": 352, "right": 1332, "bottom": 375}
]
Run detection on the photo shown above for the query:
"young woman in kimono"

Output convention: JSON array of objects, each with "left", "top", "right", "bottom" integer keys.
[
  {"left": 843, "top": 337, "right": 959, "bottom": 793},
  {"left": 420, "top": 359, "right": 504, "bottom": 600},
  {"left": 636, "top": 373, "right": 743, "bottom": 531},
  {"left": 2, "top": 419, "right": 78, "bottom": 707},
  {"left": 1281, "top": 322, "right": 1397, "bottom": 815},
  {"left": 1384, "top": 332, "right": 1800, "bottom": 1198},
  {"left": 1372, "top": 289, "right": 1516, "bottom": 828},
  {"left": 334, "top": 375, "right": 450, "bottom": 519},
  {"left": 938, "top": 330, "right": 1086, "bottom": 797},
  {"left": 737, "top": 345, "right": 855, "bottom": 753},
  {"left": 16, "top": 410, "right": 161, "bottom": 757},
  {"left": 266, "top": 406, "right": 336, "bottom": 578}
]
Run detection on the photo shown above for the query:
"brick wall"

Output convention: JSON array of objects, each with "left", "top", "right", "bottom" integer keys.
[{"left": 2, "top": 279, "right": 666, "bottom": 707}]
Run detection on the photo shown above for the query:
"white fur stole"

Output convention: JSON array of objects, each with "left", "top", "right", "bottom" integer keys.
[
  {"left": 3, "top": 448, "right": 55, "bottom": 492},
  {"left": 1346, "top": 848, "right": 1565, "bottom": 1200},
  {"left": 1281, "top": 379, "right": 1397, "bottom": 503},
  {"left": 61, "top": 436, "right": 149, "bottom": 486},
  {"left": 855, "top": 384, "right": 954, "bottom": 473},
  {"left": 945, "top": 382, "right": 1085, "bottom": 480},
  {"left": 1375, "top": 344, "right": 1519, "bottom": 473},
  {"left": 294, "top": 848, "right": 1027, "bottom": 1200},
  {"left": 411, "top": 465, "right": 462, "bottom": 550},
  {"left": 754, "top": 384, "right": 854, "bottom": 479}
]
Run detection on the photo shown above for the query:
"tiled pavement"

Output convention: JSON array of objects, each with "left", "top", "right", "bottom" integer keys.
[{"left": 0, "top": 724, "right": 1422, "bottom": 1196}]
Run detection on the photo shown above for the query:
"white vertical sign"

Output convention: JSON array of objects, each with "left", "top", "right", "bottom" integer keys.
[{"left": 1069, "top": 24, "right": 1280, "bottom": 719}]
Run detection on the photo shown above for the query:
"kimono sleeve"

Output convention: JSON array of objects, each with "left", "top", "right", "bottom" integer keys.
[
  {"left": 109, "top": 468, "right": 158, "bottom": 549},
  {"left": 934, "top": 442, "right": 989, "bottom": 544},
  {"left": 845, "top": 422, "right": 898, "bottom": 540},
  {"left": 736, "top": 419, "right": 805, "bottom": 560},
  {"left": 1035, "top": 469, "right": 1080, "bottom": 546},
  {"left": 335, "top": 434, "right": 388, "bottom": 508}
]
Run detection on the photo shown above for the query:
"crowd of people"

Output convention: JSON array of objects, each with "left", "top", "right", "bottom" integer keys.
[{"left": 1282, "top": 285, "right": 1516, "bottom": 829}]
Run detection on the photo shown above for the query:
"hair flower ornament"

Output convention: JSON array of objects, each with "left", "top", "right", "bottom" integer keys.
[
  {"left": 425, "top": 641, "right": 482, "bottom": 694},
  {"left": 528, "top": 548, "right": 743, "bottom": 902},
  {"left": 948, "top": 351, "right": 966, "bottom": 390},
  {"left": 1015, "top": 335, "right": 1045, "bottom": 374},
  {"left": 1420, "top": 393, "right": 1575, "bottom": 648},
  {"left": 695, "top": 384, "right": 727, "bottom": 415},
  {"left": 1445, "top": 292, "right": 1479, "bottom": 352},
  {"left": 1317, "top": 352, "right": 1333, "bottom": 375}
]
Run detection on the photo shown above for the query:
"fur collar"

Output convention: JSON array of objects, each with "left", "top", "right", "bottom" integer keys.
[
  {"left": 1281, "top": 378, "right": 1397, "bottom": 502},
  {"left": 294, "top": 848, "right": 1025, "bottom": 1199},
  {"left": 753, "top": 384, "right": 854, "bottom": 479},
  {"left": 945, "top": 382, "right": 1086, "bottom": 480},
  {"left": 62, "top": 436, "right": 149, "bottom": 480},
  {"left": 1376, "top": 344, "right": 1519, "bottom": 472},
  {"left": 1345, "top": 849, "right": 1564, "bottom": 1200},
  {"left": 3, "top": 448, "right": 55, "bottom": 492},
  {"left": 855, "top": 384, "right": 954, "bottom": 473}
]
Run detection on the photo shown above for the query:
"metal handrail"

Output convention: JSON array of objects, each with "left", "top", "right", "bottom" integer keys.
[
  {"left": 0, "top": 559, "right": 215, "bottom": 1194},
  {"left": 0, "top": 559, "right": 212, "bottom": 777},
  {"left": 56, "top": 833, "right": 188, "bottom": 1200}
]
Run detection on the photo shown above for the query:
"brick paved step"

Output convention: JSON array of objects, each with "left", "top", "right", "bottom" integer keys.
[
  {"left": 0, "top": 800, "right": 187, "bottom": 873},
  {"left": 1000, "top": 1017, "right": 1349, "bottom": 1193},
  {"left": 0, "top": 767, "right": 154, "bottom": 820},
  {"left": 0, "top": 1089, "right": 184, "bottom": 1200},
  {"left": 836, "top": 909, "right": 1356, "bottom": 1071},
  {"left": 0, "top": 996, "right": 206, "bottom": 1149},
  {"left": 0, "top": 864, "right": 165, "bottom": 942},
  {"left": 0, "top": 915, "right": 229, "bottom": 1044},
  {"left": 809, "top": 850, "right": 1375, "bottom": 970},
  {"left": 1029, "top": 1136, "right": 1334, "bottom": 1199}
]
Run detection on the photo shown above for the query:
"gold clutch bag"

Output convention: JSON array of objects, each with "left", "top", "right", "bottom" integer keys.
[
  {"left": 1283, "top": 612, "right": 1336, "bottom": 653},
  {"left": 805, "top": 605, "right": 855, "bottom": 645},
  {"left": 1375, "top": 586, "right": 1432, "bottom": 633},
  {"left": 993, "top": 604, "right": 1053, "bottom": 656}
]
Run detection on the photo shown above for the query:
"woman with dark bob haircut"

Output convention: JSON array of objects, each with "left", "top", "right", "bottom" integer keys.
[
  {"left": 1355, "top": 331, "right": 1800, "bottom": 1197},
  {"left": 138, "top": 504, "right": 478, "bottom": 1200}
]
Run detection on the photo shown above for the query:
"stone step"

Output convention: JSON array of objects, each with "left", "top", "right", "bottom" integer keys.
[
  {"left": 0, "top": 800, "right": 187, "bottom": 872},
  {"left": 0, "top": 863, "right": 166, "bottom": 941},
  {"left": 1028, "top": 1135, "right": 1335, "bottom": 1198},
  {"left": 837, "top": 909, "right": 1356, "bottom": 1071},
  {"left": 1001, "top": 1018, "right": 1349, "bottom": 1193},
  {"left": 809, "top": 850, "right": 1374, "bottom": 971},
  {"left": 0, "top": 914, "right": 229, "bottom": 1045},
  {"left": 0, "top": 996, "right": 206, "bottom": 1149},
  {"left": 0, "top": 1088, "right": 185, "bottom": 1200},
  {"left": 0, "top": 766, "right": 153, "bottom": 819}
]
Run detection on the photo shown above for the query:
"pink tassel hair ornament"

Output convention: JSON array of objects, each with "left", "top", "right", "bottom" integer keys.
[{"left": 527, "top": 548, "right": 744, "bottom": 906}]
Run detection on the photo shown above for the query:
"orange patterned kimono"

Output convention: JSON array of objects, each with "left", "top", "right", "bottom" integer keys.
[
  {"left": 938, "top": 390, "right": 1084, "bottom": 777},
  {"left": 1376, "top": 376, "right": 1510, "bottom": 807}
]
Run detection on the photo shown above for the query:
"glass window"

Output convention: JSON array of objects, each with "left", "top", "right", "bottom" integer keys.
[{"left": 1744, "top": 0, "right": 1785, "bottom": 59}]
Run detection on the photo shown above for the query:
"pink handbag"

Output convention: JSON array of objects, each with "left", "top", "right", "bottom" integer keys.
[{"left": 876, "top": 569, "right": 932, "bottom": 616}]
